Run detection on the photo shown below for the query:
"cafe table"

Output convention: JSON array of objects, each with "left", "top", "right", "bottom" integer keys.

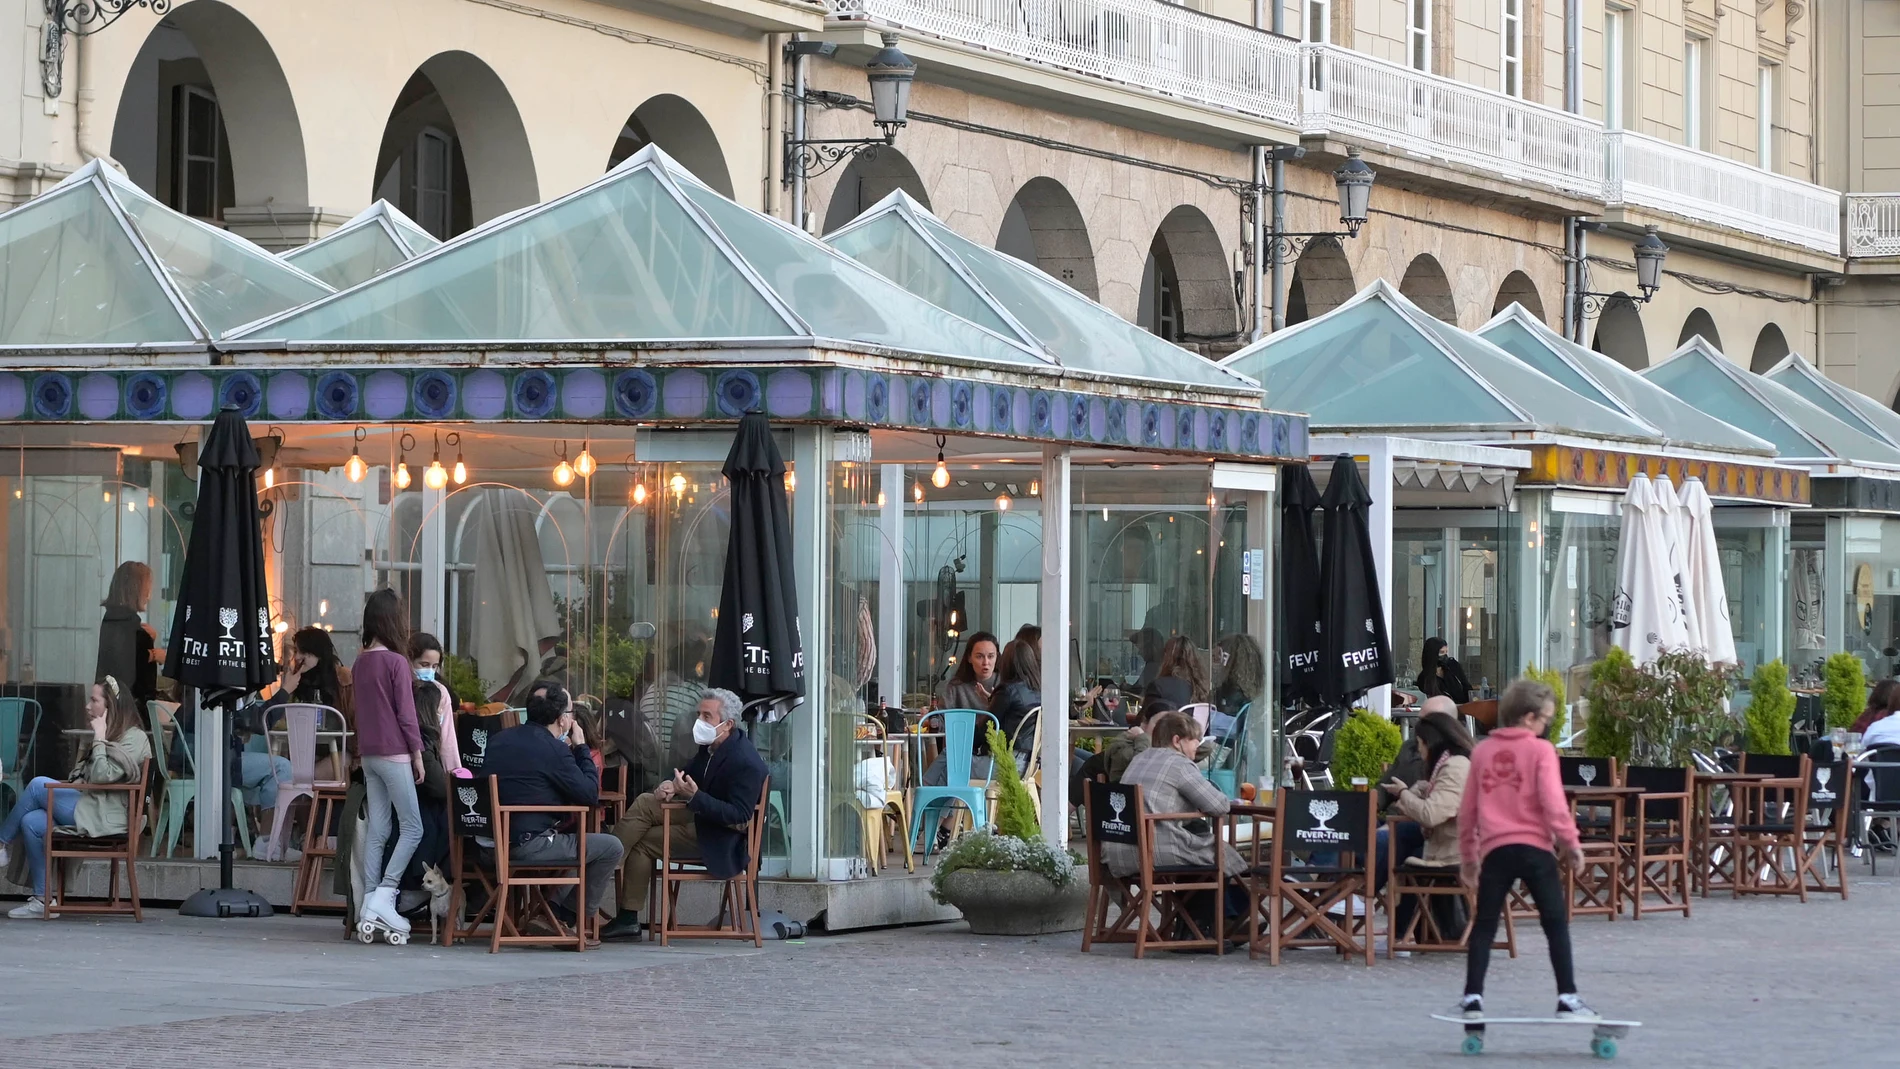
[{"left": 1689, "top": 771, "right": 1772, "bottom": 896}]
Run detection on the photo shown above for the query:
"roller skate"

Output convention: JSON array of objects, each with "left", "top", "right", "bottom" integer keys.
[{"left": 356, "top": 886, "right": 412, "bottom": 946}]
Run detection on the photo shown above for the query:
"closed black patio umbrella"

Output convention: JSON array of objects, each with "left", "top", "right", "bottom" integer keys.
[
  {"left": 1318, "top": 454, "right": 1393, "bottom": 707},
  {"left": 709, "top": 412, "right": 804, "bottom": 720},
  {"left": 165, "top": 405, "right": 275, "bottom": 918},
  {"left": 1280, "top": 463, "right": 1324, "bottom": 706}
]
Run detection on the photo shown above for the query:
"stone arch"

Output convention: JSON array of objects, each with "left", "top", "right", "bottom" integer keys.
[
  {"left": 821, "top": 147, "right": 928, "bottom": 234},
  {"left": 1138, "top": 205, "right": 1234, "bottom": 340},
  {"left": 1399, "top": 254, "right": 1457, "bottom": 323},
  {"left": 1492, "top": 270, "right": 1544, "bottom": 321},
  {"left": 1751, "top": 323, "right": 1791, "bottom": 373},
  {"left": 1285, "top": 238, "right": 1355, "bottom": 326},
  {"left": 996, "top": 177, "right": 1098, "bottom": 300},
  {"left": 607, "top": 94, "right": 733, "bottom": 197},
  {"left": 1679, "top": 308, "right": 1723, "bottom": 351},
  {"left": 109, "top": 1, "right": 308, "bottom": 220},
  {"left": 1591, "top": 294, "right": 1649, "bottom": 370},
  {"left": 373, "top": 52, "right": 537, "bottom": 238}
]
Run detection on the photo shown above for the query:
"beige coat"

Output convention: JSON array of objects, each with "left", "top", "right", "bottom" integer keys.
[
  {"left": 1103, "top": 746, "right": 1246, "bottom": 879},
  {"left": 1393, "top": 753, "right": 1469, "bottom": 865},
  {"left": 63, "top": 728, "right": 151, "bottom": 838}
]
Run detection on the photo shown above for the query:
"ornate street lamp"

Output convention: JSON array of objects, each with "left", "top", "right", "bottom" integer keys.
[
  {"left": 1252, "top": 147, "right": 1379, "bottom": 270},
  {"left": 1574, "top": 224, "right": 1670, "bottom": 321},
  {"left": 785, "top": 33, "right": 916, "bottom": 183}
]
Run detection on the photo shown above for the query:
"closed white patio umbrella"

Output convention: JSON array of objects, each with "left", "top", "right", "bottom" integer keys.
[
  {"left": 1611, "top": 474, "right": 1689, "bottom": 664},
  {"left": 1652, "top": 474, "right": 1699, "bottom": 656},
  {"left": 1677, "top": 477, "right": 1737, "bottom": 666}
]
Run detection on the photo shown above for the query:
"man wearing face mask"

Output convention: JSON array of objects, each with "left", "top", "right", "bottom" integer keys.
[
  {"left": 601, "top": 687, "right": 767, "bottom": 941},
  {"left": 481, "top": 680, "right": 625, "bottom": 943}
]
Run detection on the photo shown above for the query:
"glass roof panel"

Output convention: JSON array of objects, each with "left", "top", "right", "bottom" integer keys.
[
  {"left": 824, "top": 214, "right": 1021, "bottom": 339},
  {"left": 1224, "top": 297, "right": 1523, "bottom": 427},
  {"left": 677, "top": 182, "right": 1051, "bottom": 367},
  {"left": 0, "top": 183, "right": 196, "bottom": 344},
  {"left": 1411, "top": 315, "right": 1657, "bottom": 440},
  {"left": 245, "top": 168, "right": 795, "bottom": 342},
  {"left": 1748, "top": 372, "right": 1900, "bottom": 464},
  {"left": 388, "top": 215, "right": 442, "bottom": 255},
  {"left": 1767, "top": 360, "right": 1900, "bottom": 448},
  {"left": 282, "top": 222, "right": 411, "bottom": 290},
  {"left": 1637, "top": 348, "right": 1900, "bottom": 463},
  {"left": 1480, "top": 313, "right": 1773, "bottom": 454},
  {"left": 905, "top": 212, "right": 1251, "bottom": 389},
  {"left": 109, "top": 181, "right": 332, "bottom": 336}
]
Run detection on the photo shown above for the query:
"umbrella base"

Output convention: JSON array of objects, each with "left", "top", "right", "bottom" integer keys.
[{"left": 178, "top": 887, "right": 275, "bottom": 919}]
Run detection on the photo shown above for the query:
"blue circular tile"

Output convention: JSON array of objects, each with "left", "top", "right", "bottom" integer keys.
[
  {"left": 124, "top": 372, "right": 168, "bottom": 420},
  {"left": 512, "top": 370, "right": 557, "bottom": 419},
  {"left": 314, "top": 371, "right": 359, "bottom": 420},
  {"left": 867, "top": 376, "right": 889, "bottom": 423},
  {"left": 613, "top": 369, "right": 657, "bottom": 418},
  {"left": 218, "top": 372, "right": 262, "bottom": 419},
  {"left": 412, "top": 370, "right": 458, "bottom": 420},
  {"left": 31, "top": 373, "right": 72, "bottom": 419},
  {"left": 949, "top": 382, "right": 973, "bottom": 428},
  {"left": 715, "top": 369, "right": 761, "bottom": 417}
]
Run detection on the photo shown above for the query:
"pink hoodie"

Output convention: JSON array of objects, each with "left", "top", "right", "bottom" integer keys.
[{"left": 1456, "top": 726, "right": 1580, "bottom": 865}]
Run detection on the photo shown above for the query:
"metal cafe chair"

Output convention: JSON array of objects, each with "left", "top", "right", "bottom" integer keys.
[
  {"left": 0, "top": 697, "right": 44, "bottom": 822},
  {"left": 1260, "top": 788, "right": 1376, "bottom": 965},
  {"left": 907, "top": 709, "right": 998, "bottom": 857},
  {"left": 1851, "top": 747, "right": 1900, "bottom": 873}
]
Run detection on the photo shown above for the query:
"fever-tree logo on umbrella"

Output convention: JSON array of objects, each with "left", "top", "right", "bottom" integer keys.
[{"left": 218, "top": 607, "right": 239, "bottom": 641}]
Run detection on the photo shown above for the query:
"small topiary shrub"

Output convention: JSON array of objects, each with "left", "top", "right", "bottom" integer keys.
[
  {"left": 1332, "top": 709, "right": 1403, "bottom": 785},
  {"left": 1524, "top": 664, "right": 1569, "bottom": 746},
  {"left": 986, "top": 726, "right": 1040, "bottom": 841},
  {"left": 1746, "top": 660, "right": 1795, "bottom": 756},
  {"left": 1823, "top": 652, "right": 1866, "bottom": 730}
]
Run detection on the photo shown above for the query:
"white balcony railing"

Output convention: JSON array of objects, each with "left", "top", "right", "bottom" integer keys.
[
  {"left": 824, "top": 0, "right": 1302, "bottom": 125},
  {"left": 1299, "top": 44, "right": 1605, "bottom": 197},
  {"left": 1605, "top": 131, "right": 1840, "bottom": 255},
  {"left": 1847, "top": 194, "right": 1900, "bottom": 257}
]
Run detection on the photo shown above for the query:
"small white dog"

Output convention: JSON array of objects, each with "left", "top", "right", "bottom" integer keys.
[{"left": 420, "top": 863, "right": 453, "bottom": 945}]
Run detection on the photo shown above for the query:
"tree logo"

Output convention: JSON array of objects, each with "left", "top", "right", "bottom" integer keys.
[
  {"left": 1309, "top": 798, "right": 1339, "bottom": 833},
  {"left": 218, "top": 607, "right": 239, "bottom": 641}
]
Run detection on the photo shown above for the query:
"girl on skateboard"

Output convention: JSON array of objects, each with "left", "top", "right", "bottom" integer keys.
[{"left": 1454, "top": 679, "right": 1596, "bottom": 1022}]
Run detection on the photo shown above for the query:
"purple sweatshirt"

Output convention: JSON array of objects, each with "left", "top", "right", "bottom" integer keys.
[{"left": 352, "top": 646, "right": 423, "bottom": 758}]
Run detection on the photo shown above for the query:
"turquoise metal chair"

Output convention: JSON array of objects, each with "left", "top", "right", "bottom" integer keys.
[
  {"left": 908, "top": 709, "right": 999, "bottom": 857},
  {"left": 1206, "top": 703, "right": 1251, "bottom": 799},
  {"left": 150, "top": 712, "right": 251, "bottom": 859},
  {"left": 0, "top": 697, "right": 43, "bottom": 822}
]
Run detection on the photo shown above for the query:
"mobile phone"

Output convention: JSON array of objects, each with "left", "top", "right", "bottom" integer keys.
[{"left": 1096, "top": 676, "right": 1115, "bottom": 689}]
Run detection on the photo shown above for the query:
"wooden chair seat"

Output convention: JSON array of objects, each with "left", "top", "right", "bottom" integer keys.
[
  {"left": 652, "top": 778, "right": 768, "bottom": 947},
  {"left": 44, "top": 760, "right": 150, "bottom": 921},
  {"left": 1385, "top": 834, "right": 1515, "bottom": 958}
]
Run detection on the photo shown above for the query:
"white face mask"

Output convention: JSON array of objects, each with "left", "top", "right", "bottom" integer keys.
[{"left": 692, "top": 718, "right": 721, "bottom": 746}]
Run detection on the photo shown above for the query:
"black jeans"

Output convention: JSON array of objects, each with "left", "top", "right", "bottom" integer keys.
[{"left": 1464, "top": 844, "right": 1576, "bottom": 997}]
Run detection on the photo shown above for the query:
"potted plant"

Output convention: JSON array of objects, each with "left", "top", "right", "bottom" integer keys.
[
  {"left": 1822, "top": 652, "right": 1866, "bottom": 731},
  {"left": 1583, "top": 647, "right": 1735, "bottom": 766},
  {"left": 930, "top": 726, "right": 1085, "bottom": 935},
  {"left": 1746, "top": 660, "right": 1795, "bottom": 756},
  {"left": 1332, "top": 709, "right": 1402, "bottom": 786}
]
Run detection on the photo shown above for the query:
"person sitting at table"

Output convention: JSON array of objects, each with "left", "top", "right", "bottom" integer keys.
[
  {"left": 988, "top": 639, "right": 1043, "bottom": 761},
  {"left": 1863, "top": 697, "right": 1900, "bottom": 750},
  {"left": 1211, "top": 634, "right": 1263, "bottom": 723},
  {"left": 640, "top": 639, "right": 709, "bottom": 775},
  {"left": 0, "top": 676, "right": 152, "bottom": 918},
  {"left": 409, "top": 632, "right": 463, "bottom": 774},
  {"left": 1067, "top": 703, "right": 1155, "bottom": 808},
  {"left": 1378, "top": 695, "right": 1454, "bottom": 816},
  {"left": 1415, "top": 637, "right": 1472, "bottom": 705},
  {"left": 1103, "top": 711, "right": 1247, "bottom": 935},
  {"left": 1851, "top": 679, "right": 1899, "bottom": 735},
  {"left": 481, "top": 680, "right": 624, "bottom": 942},
  {"left": 1141, "top": 636, "right": 1210, "bottom": 716},
  {"left": 937, "top": 631, "right": 1000, "bottom": 713},
  {"left": 244, "top": 626, "right": 352, "bottom": 833},
  {"left": 602, "top": 687, "right": 767, "bottom": 941},
  {"left": 1377, "top": 708, "right": 1474, "bottom": 935}
]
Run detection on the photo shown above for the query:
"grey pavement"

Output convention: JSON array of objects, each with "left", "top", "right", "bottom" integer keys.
[{"left": 1, "top": 866, "right": 1894, "bottom": 1067}]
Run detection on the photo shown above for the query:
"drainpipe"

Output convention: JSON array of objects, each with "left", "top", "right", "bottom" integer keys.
[
  {"left": 788, "top": 34, "right": 808, "bottom": 233},
  {"left": 1267, "top": 0, "right": 1287, "bottom": 334},
  {"left": 75, "top": 26, "right": 117, "bottom": 167},
  {"left": 766, "top": 34, "right": 785, "bottom": 219},
  {"left": 1562, "top": 0, "right": 1583, "bottom": 341}
]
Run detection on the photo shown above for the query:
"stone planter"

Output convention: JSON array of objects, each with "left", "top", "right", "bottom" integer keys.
[{"left": 937, "top": 868, "right": 1087, "bottom": 935}]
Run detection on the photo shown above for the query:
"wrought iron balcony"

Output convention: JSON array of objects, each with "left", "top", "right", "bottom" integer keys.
[{"left": 1605, "top": 131, "right": 1841, "bottom": 256}]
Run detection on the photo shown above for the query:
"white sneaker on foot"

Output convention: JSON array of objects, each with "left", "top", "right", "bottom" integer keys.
[
  {"left": 9, "top": 896, "right": 46, "bottom": 919},
  {"left": 1555, "top": 994, "right": 1600, "bottom": 1021},
  {"left": 1456, "top": 994, "right": 1484, "bottom": 1020}
]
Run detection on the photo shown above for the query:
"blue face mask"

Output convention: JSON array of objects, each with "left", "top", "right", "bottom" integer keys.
[{"left": 415, "top": 667, "right": 436, "bottom": 683}]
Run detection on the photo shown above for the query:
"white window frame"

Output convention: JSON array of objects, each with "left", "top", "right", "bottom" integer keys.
[
  {"left": 1501, "top": 0, "right": 1523, "bottom": 97},
  {"left": 174, "top": 85, "right": 221, "bottom": 220},
  {"left": 1304, "top": 0, "right": 1331, "bottom": 44},
  {"left": 1604, "top": 6, "right": 1627, "bottom": 129},
  {"left": 1684, "top": 35, "right": 1706, "bottom": 149},
  {"left": 1409, "top": 0, "right": 1432, "bottom": 72},
  {"left": 413, "top": 127, "right": 453, "bottom": 240},
  {"left": 1758, "top": 62, "right": 1777, "bottom": 171}
]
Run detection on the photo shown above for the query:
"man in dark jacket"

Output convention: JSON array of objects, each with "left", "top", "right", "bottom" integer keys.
[
  {"left": 482, "top": 680, "right": 625, "bottom": 934},
  {"left": 601, "top": 687, "right": 767, "bottom": 941}
]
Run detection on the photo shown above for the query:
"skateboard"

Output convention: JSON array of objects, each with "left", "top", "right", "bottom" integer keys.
[{"left": 1431, "top": 1014, "right": 1640, "bottom": 1059}]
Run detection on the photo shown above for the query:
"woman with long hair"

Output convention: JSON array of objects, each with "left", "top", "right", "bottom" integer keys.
[
  {"left": 352, "top": 589, "right": 425, "bottom": 937},
  {"left": 1851, "top": 678, "right": 1900, "bottom": 734},
  {"left": 1415, "top": 637, "right": 1473, "bottom": 705},
  {"left": 96, "top": 561, "right": 161, "bottom": 710},
  {"left": 408, "top": 631, "right": 462, "bottom": 774},
  {"left": 989, "top": 639, "right": 1043, "bottom": 751},
  {"left": 1212, "top": 634, "right": 1265, "bottom": 715},
  {"left": 1141, "top": 635, "right": 1210, "bottom": 715},
  {"left": 0, "top": 676, "right": 151, "bottom": 918},
  {"left": 938, "top": 631, "right": 1000, "bottom": 712}
]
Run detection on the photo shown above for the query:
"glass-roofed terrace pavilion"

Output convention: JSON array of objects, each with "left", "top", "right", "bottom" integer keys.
[{"left": 0, "top": 147, "right": 1303, "bottom": 906}]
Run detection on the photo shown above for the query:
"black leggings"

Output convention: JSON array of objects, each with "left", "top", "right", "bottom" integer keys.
[{"left": 1464, "top": 844, "right": 1576, "bottom": 997}]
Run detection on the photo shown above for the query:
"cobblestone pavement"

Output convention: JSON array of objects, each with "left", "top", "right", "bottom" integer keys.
[{"left": 3, "top": 868, "right": 1893, "bottom": 1068}]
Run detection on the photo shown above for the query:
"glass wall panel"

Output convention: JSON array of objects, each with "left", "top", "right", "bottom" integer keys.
[
  {"left": 825, "top": 458, "right": 881, "bottom": 863},
  {"left": 1714, "top": 523, "right": 1775, "bottom": 685},
  {"left": 1534, "top": 498, "right": 1621, "bottom": 710},
  {"left": 1392, "top": 527, "right": 1448, "bottom": 694},
  {"left": 1840, "top": 515, "right": 1900, "bottom": 681},
  {"left": 1789, "top": 514, "right": 1827, "bottom": 682}
]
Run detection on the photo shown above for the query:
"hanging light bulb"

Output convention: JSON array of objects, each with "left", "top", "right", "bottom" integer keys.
[
  {"left": 784, "top": 468, "right": 796, "bottom": 492},
  {"left": 670, "top": 472, "right": 687, "bottom": 497},
  {"left": 931, "top": 434, "right": 951, "bottom": 490},
  {"left": 395, "top": 431, "right": 415, "bottom": 490},
  {"left": 632, "top": 482, "right": 648, "bottom": 505},
  {"left": 424, "top": 458, "right": 447, "bottom": 490},
  {"left": 995, "top": 492, "right": 1012, "bottom": 512},
  {"left": 263, "top": 469, "right": 275, "bottom": 490},
  {"left": 394, "top": 461, "right": 411, "bottom": 490},
  {"left": 552, "top": 442, "right": 575, "bottom": 488},
  {"left": 1029, "top": 479, "right": 1040, "bottom": 497},
  {"left": 876, "top": 490, "right": 887, "bottom": 509},
  {"left": 345, "top": 427, "right": 368, "bottom": 483},
  {"left": 448, "top": 431, "right": 467, "bottom": 485},
  {"left": 912, "top": 477, "right": 925, "bottom": 504},
  {"left": 574, "top": 439, "right": 596, "bottom": 479}
]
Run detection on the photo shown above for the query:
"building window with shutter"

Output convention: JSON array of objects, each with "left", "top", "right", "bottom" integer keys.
[
  {"left": 1501, "top": 0, "right": 1523, "bottom": 97},
  {"left": 414, "top": 128, "right": 453, "bottom": 240},
  {"left": 173, "top": 85, "right": 221, "bottom": 220}
]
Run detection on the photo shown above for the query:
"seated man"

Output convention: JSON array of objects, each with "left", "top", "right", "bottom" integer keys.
[
  {"left": 480, "top": 680, "right": 625, "bottom": 940},
  {"left": 602, "top": 687, "right": 767, "bottom": 941}
]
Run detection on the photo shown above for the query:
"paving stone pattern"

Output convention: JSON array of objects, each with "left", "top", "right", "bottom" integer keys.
[{"left": 4, "top": 870, "right": 1894, "bottom": 1068}]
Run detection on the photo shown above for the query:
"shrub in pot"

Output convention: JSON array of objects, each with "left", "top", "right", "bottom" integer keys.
[{"left": 930, "top": 726, "right": 1084, "bottom": 935}]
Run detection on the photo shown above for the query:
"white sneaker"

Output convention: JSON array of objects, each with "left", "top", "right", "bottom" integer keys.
[
  {"left": 1555, "top": 994, "right": 1600, "bottom": 1021},
  {"left": 1456, "top": 994, "right": 1484, "bottom": 1020},
  {"left": 8, "top": 897, "right": 45, "bottom": 919},
  {"left": 363, "top": 887, "right": 412, "bottom": 934}
]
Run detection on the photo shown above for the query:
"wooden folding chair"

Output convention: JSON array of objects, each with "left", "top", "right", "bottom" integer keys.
[
  {"left": 1620, "top": 765, "right": 1693, "bottom": 919},
  {"left": 1079, "top": 778, "right": 1145, "bottom": 953},
  {"left": 1261, "top": 788, "right": 1376, "bottom": 965},
  {"left": 1736, "top": 755, "right": 1851, "bottom": 901},
  {"left": 653, "top": 778, "right": 768, "bottom": 947},
  {"left": 1383, "top": 817, "right": 1515, "bottom": 957},
  {"left": 446, "top": 775, "right": 500, "bottom": 948},
  {"left": 487, "top": 775, "right": 592, "bottom": 952},
  {"left": 290, "top": 783, "right": 350, "bottom": 915},
  {"left": 598, "top": 763, "right": 629, "bottom": 827},
  {"left": 1559, "top": 756, "right": 1624, "bottom": 920},
  {"left": 44, "top": 760, "right": 150, "bottom": 921}
]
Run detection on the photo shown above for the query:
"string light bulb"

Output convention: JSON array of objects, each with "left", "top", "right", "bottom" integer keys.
[
  {"left": 876, "top": 490, "right": 887, "bottom": 508},
  {"left": 913, "top": 478, "right": 925, "bottom": 504},
  {"left": 394, "top": 462, "right": 411, "bottom": 490},
  {"left": 449, "top": 431, "right": 466, "bottom": 485},
  {"left": 1029, "top": 479, "right": 1040, "bottom": 497},
  {"left": 632, "top": 482, "right": 648, "bottom": 505},
  {"left": 345, "top": 427, "right": 368, "bottom": 483},
  {"left": 103, "top": 490, "right": 112, "bottom": 503},
  {"left": 573, "top": 439, "right": 596, "bottom": 479},
  {"left": 394, "top": 431, "right": 415, "bottom": 490},
  {"left": 931, "top": 434, "right": 951, "bottom": 489},
  {"left": 262, "top": 469, "right": 275, "bottom": 490},
  {"left": 784, "top": 469, "right": 796, "bottom": 492},
  {"left": 670, "top": 472, "right": 687, "bottom": 497},
  {"left": 994, "top": 492, "right": 1011, "bottom": 512},
  {"left": 552, "top": 442, "right": 575, "bottom": 488}
]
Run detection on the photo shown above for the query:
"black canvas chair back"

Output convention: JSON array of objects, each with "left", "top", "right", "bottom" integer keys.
[
  {"left": 1623, "top": 765, "right": 1688, "bottom": 823},
  {"left": 452, "top": 773, "right": 494, "bottom": 841},
  {"left": 457, "top": 711, "right": 507, "bottom": 776},
  {"left": 1741, "top": 753, "right": 1804, "bottom": 779},
  {"left": 1808, "top": 759, "right": 1848, "bottom": 816},
  {"left": 1087, "top": 779, "right": 1142, "bottom": 849},
  {"left": 1277, "top": 789, "right": 1371, "bottom": 863},
  {"left": 1864, "top": 746, "right": 1900, "bottom": 808},
  {"left": 1558, "top": 756, "right": 1613, "bottom": 788}
]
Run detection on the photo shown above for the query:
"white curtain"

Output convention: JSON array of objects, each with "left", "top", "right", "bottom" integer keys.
[
  {"left": 469, "top": 490, "right": 561, "bottom": 701},
  {"left": 1793, "top": 549, "right": 1825, "bottom": 651}
]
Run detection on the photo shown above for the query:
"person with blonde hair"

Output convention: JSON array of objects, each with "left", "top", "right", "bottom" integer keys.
[{"left": 97, "top": 561, "right": 162, "bottom": 710}]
